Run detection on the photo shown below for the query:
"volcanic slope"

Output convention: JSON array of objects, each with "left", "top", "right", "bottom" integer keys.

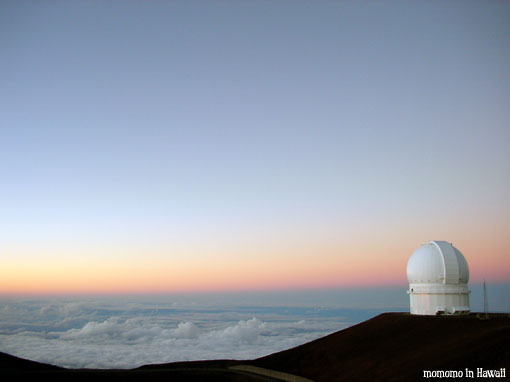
[{"left": 249, "top": 312, "right": 510, "bottom": 381}]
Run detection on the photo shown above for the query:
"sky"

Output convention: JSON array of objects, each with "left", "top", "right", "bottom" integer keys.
[{"left": 0, "top": 0, "right": 509, "bottom": 295}]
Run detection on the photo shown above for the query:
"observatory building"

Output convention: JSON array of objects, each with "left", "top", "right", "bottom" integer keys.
[{"left": 407, "top": 241, "right": 470, "bottom": 315}]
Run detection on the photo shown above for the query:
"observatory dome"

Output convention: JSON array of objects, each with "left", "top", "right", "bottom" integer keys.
[
  {"left": 407, "top": 241, "right": 469, "bottom": 285},
  {"left": 407, "top": 241, "right": 470, "bottom": 315}
]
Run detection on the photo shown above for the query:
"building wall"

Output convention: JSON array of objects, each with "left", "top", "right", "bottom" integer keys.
[{"left": 408, "top": 284, "right": 470, "bottom": 315}]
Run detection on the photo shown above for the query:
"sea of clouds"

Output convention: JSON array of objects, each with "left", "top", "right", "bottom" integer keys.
[
  {"left": 0, "top": 295, "right": 393, "bottom": 369},
  {"left": 2, "top": 285, "right": 505, "bottom": 369}
]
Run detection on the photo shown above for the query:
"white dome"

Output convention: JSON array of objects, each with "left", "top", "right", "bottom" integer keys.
[{"left": 407, "top": 241, "right": 469, "bottom": 285}]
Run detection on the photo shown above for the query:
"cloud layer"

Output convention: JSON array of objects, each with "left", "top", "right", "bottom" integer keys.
[{"left": 0, "top": 297, "right": 375, "bottom": 369}]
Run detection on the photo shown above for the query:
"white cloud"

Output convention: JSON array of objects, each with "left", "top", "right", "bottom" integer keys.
[
  {"left": 0, "top": 317, "right": 332, "bottom": 368},
  {"left": 171, "top": 321, "right": 200, "bottom": 339},
  {"left": 214, "top": 318, "right": 266, "bottom": 342},
  {"left": 58, "top": 318, "right": 200, "bottom": 343},
  {"left": 0, "top": 297, "right": 367, "bottom": 369}
]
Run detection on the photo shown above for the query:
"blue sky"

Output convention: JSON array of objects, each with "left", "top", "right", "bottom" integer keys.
[{"left": 0, "top": 1, "right": 508, "bottom": 293}]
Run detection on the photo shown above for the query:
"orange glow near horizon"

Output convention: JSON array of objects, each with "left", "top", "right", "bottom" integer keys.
[{"left": 1, "top": 231, "right": 508, "bottom": 296}]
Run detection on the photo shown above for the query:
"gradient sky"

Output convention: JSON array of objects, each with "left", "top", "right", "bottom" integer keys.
[{"left": 1, "top": 1, "right": 509, "bottom": 294}]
